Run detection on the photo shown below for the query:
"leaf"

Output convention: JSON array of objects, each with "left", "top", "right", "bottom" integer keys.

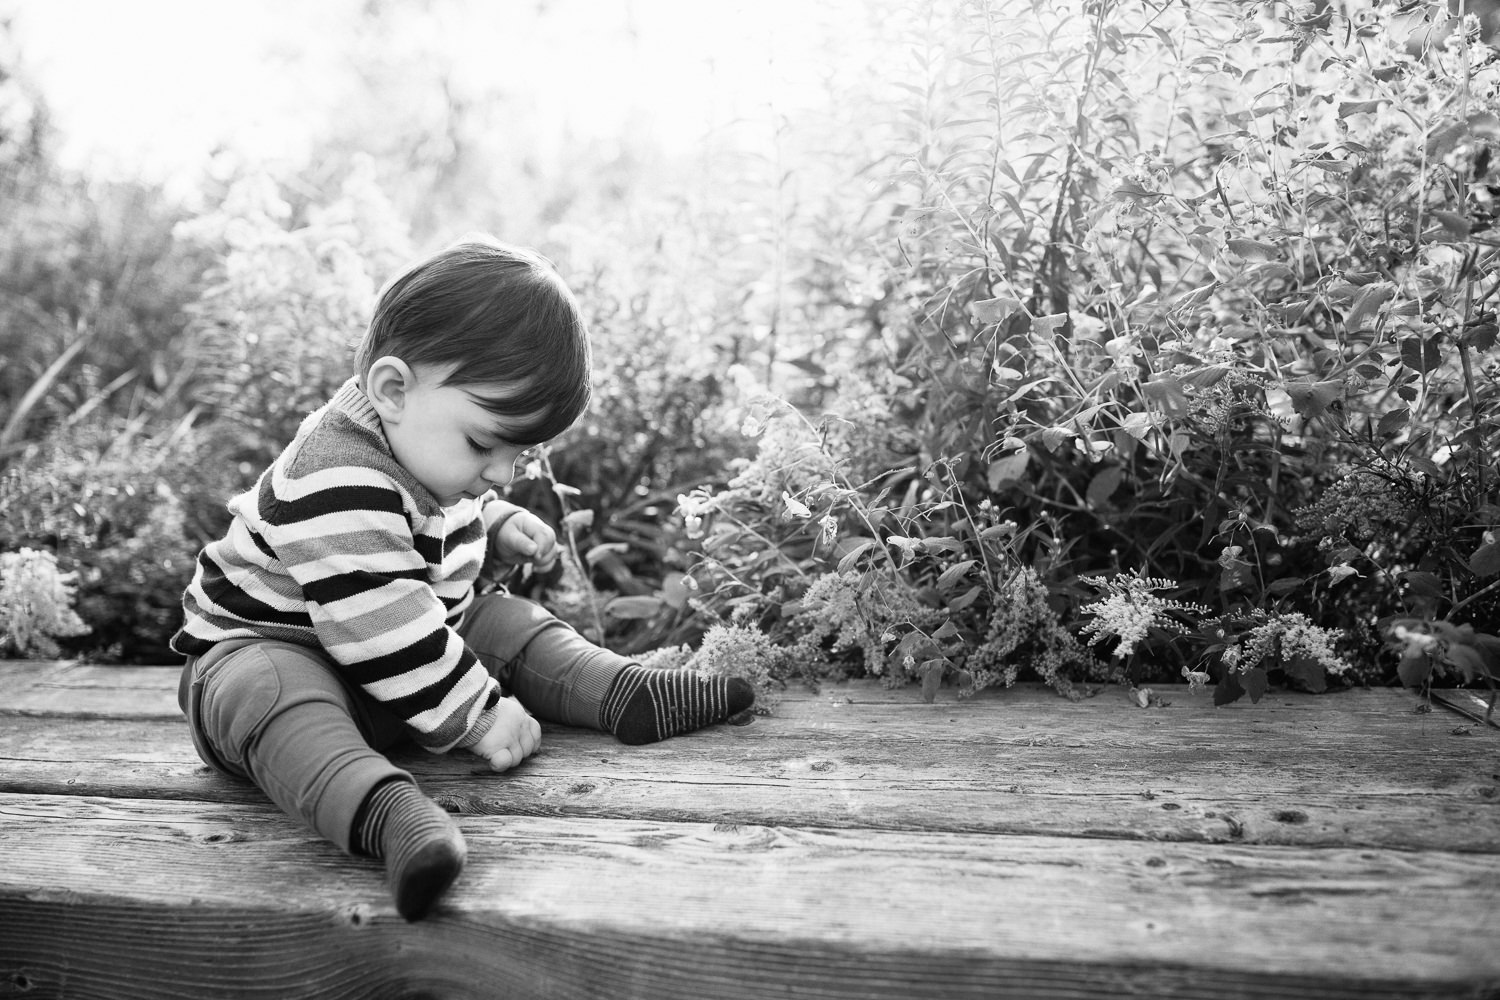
[
  {"left": 1426, "top": 118, "right": 1468, "bottom": 159},
  {"left": 836, "top": 539, "right": 875, "bottom": 573},
  {"left": 1376, "top": 408, "right": 1410, "bottom": 436},
  {"left": 949, "top": 586, "right": 983, "bottom": 611},
  {"left": 1301, "top": 156, "right": 1353, "bottom": 173},
  {"left": 1401, "top": 570, "right": 1445, "bottom": 598},
  {"left": 1462, "top": 323, "right": 1497, "bottom": 351},
  {"left": 1111, "top": 179, "right": 1165, "bottom": 204},
  {"left": 971, "top": 297, "right": 1023, "bottom": 324},
  {"left": 1039, "top": 424, "right": 1076, "bottom": 451},
  {"left": 1343, "top": 281, "right": 1395, "bottom": 333},
  {"left": 1141, "top": 375, "right": 1190, "bottom": 417},
  {"left": 1283, "top": 377, "right": 1345, "bottom": 419},
  {"left": 1182, "top": 364, "right": 1230, "bottom": 386},
  {"left": 1327, "top": 564, "right": 1361, "bottom": 587},
  {"left": 919, "top": 659, "right": 947, "bottom": 703},
  {"left": 1468, "top": 110, "right": 1500, "bottom": 138},
  {"left": 1214, "top": 672, "right": 1246, "bottom": 707},
  {"left": 1121, "top": 411, "right": 1155, "bottom": 440},
  {"left": 660, "top": 572, "right": 691, "bottom": 610},
  {"left": 1446, "top": 644, "right": 1491, "bottom": 683},
  {"left": 1338, "top": 99, "right": 1385, "bottom": 116},
  {"left": 1086, "top": 466, "right": 1123, "bottom": 508},
  {"left": 937, "top": 559, "right": 979, "bottom": 590},
  {"left": 1242, "top": 667, "right": 1269, "bottom": 704},
  {"left": 1470, "top": 541, "right": 1500, "bottom": 577},
  {"left": 1227, "top": 237, "right": 1279, "bottom": 261},
  {"left": 1170, "top": 281, "right": 1219, "bottom": 310},
  {"left": 987, "top": 447, "right": 1031, "bottom": 488},
  {"left": 1397, "top": 648, "right": 1430, "bottom": 688},
  {"left": 992, "top": 189, "right": 1029, "bottom": 223},
  {"left": 1431, "top": 211, "right": 1471, "bottom": 238},
  {"left": 1398, "top": 336, "right": 1443, "bottom": 375},
  {"left": 1265, "top": 577, "right": 1304, "bottom": 596},
  {"left": 886, "top": 535, "right": 921, "bottom": 568},
  {"left": 1282, "top": 656, "right": 1327, "bottom": 693},
  {"left": 604, "top": 595, "right": 664, "bottom": 620},
  {"left": 1031, "top": 313, "right": 1068, "bottom": 336}
]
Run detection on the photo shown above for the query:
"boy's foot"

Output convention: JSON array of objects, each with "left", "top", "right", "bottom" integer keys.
[
  {"left": 353, "top": 777, "right": 466, "bottom": 921},
  {"left": 600, "top": 665, "right": 755, "bottom": 745}
]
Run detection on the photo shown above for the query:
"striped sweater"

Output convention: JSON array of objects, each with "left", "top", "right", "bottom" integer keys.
[{"left": 171, "top": 378, "right": 507, "bottom": 753}]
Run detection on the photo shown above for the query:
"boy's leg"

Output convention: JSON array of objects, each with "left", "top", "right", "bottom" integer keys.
[
  {"left": 460, "top": 593, "right": 753, "bottom": 743},
  {"left": 457, "top": 595, "right": 625, "bottom": 728},
  {"left": 181, "top": 639, "right": 463, "bottom": 920}
]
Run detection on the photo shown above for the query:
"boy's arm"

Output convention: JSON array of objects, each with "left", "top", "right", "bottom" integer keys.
[{"left": 266, "top": 476, "right": 501, "bottom": 754}]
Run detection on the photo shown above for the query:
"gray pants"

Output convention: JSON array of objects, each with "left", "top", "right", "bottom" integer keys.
[{"left": 178, "top": 594, "right": 630, "bottom": 852}]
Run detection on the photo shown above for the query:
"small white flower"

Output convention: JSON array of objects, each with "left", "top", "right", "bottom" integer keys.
[
  {"left": 782, "top": 491, "right": 812, "bottom": 519},
  {"left": 818, "top": 514, "right": 838, "bottom": 547},
  {"left": 1181, "top": 666, "right": 1210, "bottom": 691}
]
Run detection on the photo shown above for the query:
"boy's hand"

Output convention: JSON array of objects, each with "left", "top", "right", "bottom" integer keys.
[
  {"left": 492, "top": 510, "right": 559, "bottom": 570},
  {"left": 469, "top": 697, "right": 542, "bottom": 772}
]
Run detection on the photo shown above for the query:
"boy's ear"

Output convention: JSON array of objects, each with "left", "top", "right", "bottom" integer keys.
[{"left": 365, "top": 356, "right": 415, "bottom": 424}]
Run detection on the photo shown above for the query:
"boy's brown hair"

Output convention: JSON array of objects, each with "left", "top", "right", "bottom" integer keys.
[{"left": 356, "top": 237, "right": 591, "bottom": 445}]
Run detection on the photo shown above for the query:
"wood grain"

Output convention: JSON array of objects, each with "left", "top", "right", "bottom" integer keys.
[
  {"left": 3, "top": 698, "right": 1496, "bottom": 851},
  {"left": 4, "top": 663, "right": 1499, "bottom": 999},
  {"left": 2, "top": 793, "right": 1497, "bottom": 1000}
]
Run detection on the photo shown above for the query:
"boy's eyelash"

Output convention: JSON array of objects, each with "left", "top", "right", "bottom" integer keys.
[{"left": 468, "top": 437, "right": 539, "bottom": 461}]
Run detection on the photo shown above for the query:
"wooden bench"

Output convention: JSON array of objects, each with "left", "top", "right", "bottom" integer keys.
[{"left": 1, "top": 659, "right": 1497, "bottom": 999}]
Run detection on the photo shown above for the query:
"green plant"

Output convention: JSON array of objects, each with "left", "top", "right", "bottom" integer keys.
[
  {"left": 1386, "top": 616, "right": 1499, "bottom": 719},
  {"left": 643, "top": 0, "right": 1500, "bottom": 707},
  {"left": 174, "top": 160, "right": 414, "bottom": 480},
  {"left": 0, "top": 413, "right": 217, "bottom": 662}
]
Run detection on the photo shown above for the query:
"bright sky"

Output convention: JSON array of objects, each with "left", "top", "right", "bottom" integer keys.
[{"left": 8, "top": 0, "right": 870, "bottom": 188}]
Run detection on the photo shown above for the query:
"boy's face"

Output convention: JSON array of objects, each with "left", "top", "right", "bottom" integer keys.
[{"left": 371, "top": 361, "right": 538, "bottom": 507}]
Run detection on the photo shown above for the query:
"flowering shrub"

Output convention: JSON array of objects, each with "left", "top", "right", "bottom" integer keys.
[
  {"left": 1078, "top": 573, "right": 1211, "bottom": 663},
  {"left": 0, "top": 415, "right": 211, "bottom": 661},
  {"left": 0, "top": 547, "right": 88, "bottom": 658},
  {"left": 175, "top": 158, "right": 413, "bottom": 480},
  {"left": 639, "top": 623, "right": 785, "bottom": 714},
  {"left": 639, "top": 0, "right": 1500, "bottom": 708}
]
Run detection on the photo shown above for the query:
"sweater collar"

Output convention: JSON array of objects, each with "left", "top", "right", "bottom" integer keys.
[{"left": 330, "top": 377, "right": 383, "bottom": 435}]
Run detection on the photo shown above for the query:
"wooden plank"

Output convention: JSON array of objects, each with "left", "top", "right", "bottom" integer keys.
[
  {"left": 1, "top": 793, "right": 1497, "bottom": 1000},
  {"left": 0, "top": 661, "right": 181, "bottom": 719},
  {"left": 0, "top": 659, "right": 1489, "bottom": 736},
  {"left": 3, "top": 703, "right": 1497, "bottom": 851}
]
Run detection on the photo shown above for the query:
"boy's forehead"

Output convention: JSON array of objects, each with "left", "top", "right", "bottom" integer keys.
[{"left": 456, "top": 387, "right": 547, "bottom": 436}]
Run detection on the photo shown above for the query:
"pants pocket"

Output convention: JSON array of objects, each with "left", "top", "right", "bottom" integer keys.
[{"left": 197, "top": 648, "right": 285, "bottom": 774}]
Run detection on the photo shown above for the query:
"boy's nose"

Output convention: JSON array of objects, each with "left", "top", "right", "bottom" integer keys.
[{"left": 484, "top": 458, "right": 516, "bottom": 488}]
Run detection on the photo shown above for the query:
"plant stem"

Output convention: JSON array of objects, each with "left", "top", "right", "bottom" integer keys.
[{"left": 539, "top": 451, "right": 606, "bottom": 642}]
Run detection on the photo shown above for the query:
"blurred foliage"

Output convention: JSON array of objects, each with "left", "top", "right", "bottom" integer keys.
[{"left": 0, "top": 1, "right": 1496, "bottom": 717}]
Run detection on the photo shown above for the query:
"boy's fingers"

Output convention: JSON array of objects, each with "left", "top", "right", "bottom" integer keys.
[{"left": 488, "top": 746, "right": 519, "bottom": 772}]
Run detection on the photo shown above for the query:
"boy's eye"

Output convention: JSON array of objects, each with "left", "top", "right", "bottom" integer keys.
[{"left": 466, "top": 436, "right": 493, "bottom": 455}]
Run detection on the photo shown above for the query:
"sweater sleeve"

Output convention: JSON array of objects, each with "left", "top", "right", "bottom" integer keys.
[{"left": 260, "top": 465, "right": 501, "bottom": 753}]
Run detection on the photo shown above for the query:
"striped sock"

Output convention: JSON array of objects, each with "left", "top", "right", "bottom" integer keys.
[
  {"left": 599, "top": 665, "right": 755, "bottom": 745},
  {"left": 353, "top": 777, "right": 466, "bottom": 921}
]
